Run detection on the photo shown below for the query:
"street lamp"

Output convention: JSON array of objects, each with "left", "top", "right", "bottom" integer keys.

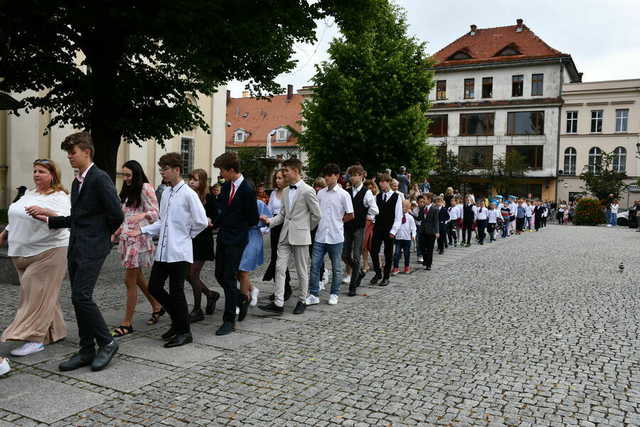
[{"left": 266, "top": 129, "right": 276, "bottom": 158}]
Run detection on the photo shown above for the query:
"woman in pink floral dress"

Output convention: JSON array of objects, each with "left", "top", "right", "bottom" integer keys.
[{"left": 111, "top": 160, "right": 164, "bottom": 337}]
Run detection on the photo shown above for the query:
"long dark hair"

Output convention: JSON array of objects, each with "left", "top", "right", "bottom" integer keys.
[{"left": 119, "top": 160, "right": 149, "bottom": 208}]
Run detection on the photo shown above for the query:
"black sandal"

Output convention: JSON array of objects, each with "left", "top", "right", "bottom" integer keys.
[
  {"left": 147, "top": 308, "right": 166, "bottom": 325},
  {"left": 111, "top": 325, "right": 134, "bottom": 337}
]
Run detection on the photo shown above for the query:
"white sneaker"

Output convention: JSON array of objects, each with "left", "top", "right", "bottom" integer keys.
[
  {"left": 342, "top": 275, "right": 351, "bottom": 284},
  {"left": 0, "top": 358, "right": 10, "bottom": 376},
  {"left": 328, "top": 294, "right": 339, "bottom": 305},
  {"left": 417, "top": 256, "right": 423, "bottom": 263},
  {"left": 250, "top": 287, "right": 260, "bottom": 306},
  {"left": 319, "top": 277, "right": 326, "bottom": 291},
  {"left": 306, "top": 295, "right": 320, "bottom": 305},
  {"left": 11, "top": 342, "right": 45, "bottom": 357}
]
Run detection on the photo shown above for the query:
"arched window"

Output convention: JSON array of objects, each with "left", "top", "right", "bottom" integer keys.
[
  {"left": 613, "top": 146, "right": 627, "bottom": 173},
  {"left": 563, "top": 147, "right": 577, "bottom": 175},
  {"left": 588, "top": 147, "right": 602, "bottom": 174}
]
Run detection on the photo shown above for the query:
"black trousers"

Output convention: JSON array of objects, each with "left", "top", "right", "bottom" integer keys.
[
  {"left": 420, "top": 233, "right": 436, "bottom": 268},
  {"left": 215, "top": 238, "right": 246, "bottom": 323},
  {"left": 149, "top": 261, "right": 190, "bottom": 334},
  {"left": 371, "top": 231, "right": 394, "bottom": 279},
  {"left": 487, "top": 222, "right": 496, "bottom": 240},
  {"left": 68, "top": 251, "right": 111, "bottom": 354},
  {"left": 476, "top": 220, "right": 487, "bottom": 243},
  {"left": 447, "top": 221, "right": 457, "bottom": 244},
  {"left": 437, "top": 224, "right": 447, "bottom": 252},
  {"left": 342, "top": 227, "right": 365, "bottom": 289},
  {"left": 462, "top": 222, "right": 474, "bottom": 244}
]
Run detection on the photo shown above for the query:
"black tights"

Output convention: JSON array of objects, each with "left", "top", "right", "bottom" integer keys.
[{"left": 187, "top": 260, "right": 218, "bottom": 311}]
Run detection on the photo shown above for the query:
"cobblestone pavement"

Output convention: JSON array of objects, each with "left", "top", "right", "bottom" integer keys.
[{"left": 1, "top": 225, "right": 640, "bottom": 425}]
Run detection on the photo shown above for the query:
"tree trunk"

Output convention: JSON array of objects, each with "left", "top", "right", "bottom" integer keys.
[{"left": 91, "top": 125, "right": 121, "bottom": 183}]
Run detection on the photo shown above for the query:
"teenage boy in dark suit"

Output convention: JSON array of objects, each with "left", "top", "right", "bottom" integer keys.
[{"left": 417, "top": 193, "right": 439, "bottom": 271}]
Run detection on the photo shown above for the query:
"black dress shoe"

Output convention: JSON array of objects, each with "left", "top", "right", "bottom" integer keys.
[
  {"left": 347, "top": 288, "right": 357, "bottom": 297},
  {"left": 379, "top": 278, "right": 390, "bottom": 287},
  {"left": 59, "top": 352, "right": 94, "bottom": 372},
  {"left": 189, "top": 308, "right": 205, "bottom": 323},
  {"left": 238, "top": 295, "right": 250, "bottom": 322},
  {"left": 293, "top": 301, "right": 306, "bottom": 314},
  {"left": 161, "top": 326, "right": 177, "bottom": 341},
  {"left": 91, "top": 340, "right": 119, "bottom": 372},
  {"left": 164, "top": 332, "right": 193, "bottom": 348},
  {"left": 205, "top": 292, "right": 220, "bottom": 315},
  {"left": 258, "top": 302, "right": 284, "bottom": 315},
  {"left": 424, "top": 266, "right": 431, "bottom": 271},
  {"left": 215, "top": 322, "right": 235, "bottom": 336},
  {"left": 369, "top": 273, "right": 382, "bottom": 285}
]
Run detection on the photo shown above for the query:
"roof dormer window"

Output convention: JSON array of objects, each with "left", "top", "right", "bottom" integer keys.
[
  {"left": 234, "top": 129, "right": 247, "bottom": 143},
  {"left": 276, "top": 127, "right": 289, "bottom": 142},
  {"left": 494, "top": 44, "right": 522, "bottom": 57},
  {"left": 447, "top": 49, "right": 473, "bottom": 60}
]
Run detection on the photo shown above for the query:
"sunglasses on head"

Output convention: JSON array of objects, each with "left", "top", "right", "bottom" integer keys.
[{"left": 33, "top": 159, "right": 51, "bottom": 165}]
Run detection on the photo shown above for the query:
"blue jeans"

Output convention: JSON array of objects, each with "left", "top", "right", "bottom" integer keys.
[
  {"left": 393, "top": 239, "right": 411, "bottom": 268},
  {"left": 309, "top": 241, "right": 343, "bottom": 297},
  {"left": 609, "top": 212, "right": 617, "bottom": 226}
]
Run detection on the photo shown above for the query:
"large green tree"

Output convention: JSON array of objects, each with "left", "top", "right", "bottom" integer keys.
[
  {"left": 580, "top": 151, "right": 628, "bottom": 202},
  {"left": 482, "top": 150, "right": 528, "bottom": 196},
  {"left": 0, "top": 0, "right": 369, "bottom": 179},
  {"left": 428, "top": 143, "right": 470, "bottom": 194},
  {"left": 298, "top": 0, "right": 434, "bottom": 177}
]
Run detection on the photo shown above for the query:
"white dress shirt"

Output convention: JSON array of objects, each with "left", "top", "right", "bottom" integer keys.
[
  {"left": 381, "top": 190, "right": 403, "bottom": 236},
  {"left": 395, "top": 213, "right": 416, "bottom": 241},
  {"left": 77, "top": 163, "right": 94, "bottom": 192},
  {"left": 448, "top": 205, "right": 460, "bottom": 221},
  {"left": 473, "top": 205, "right": 488, "bottom": 221},
  {"left": 288, "top": 179, "right": 304, "bottom": 207},
  {"left": 487, "top": 209, "right": 498, "bottom": 224},
  {"left": 351, "top": 183, "right": 379, "bottom": 218},
  {"left": 314, "top": 185, "right": 354, "bottom": 244},
  {"left": 141, "top": 180, "right": 208, "bottom": 263}
]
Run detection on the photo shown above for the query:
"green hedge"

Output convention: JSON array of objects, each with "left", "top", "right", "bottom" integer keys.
[{"left": 574, "top": 198, "right": 606, "bottom": 226}]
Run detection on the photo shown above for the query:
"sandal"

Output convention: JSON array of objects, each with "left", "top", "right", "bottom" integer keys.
[
  {"left": 147, "top": 308, "right": 166, "bottom": 325},
  {"left": 111, "top": 325, "right": 134, "bottom": 337}
]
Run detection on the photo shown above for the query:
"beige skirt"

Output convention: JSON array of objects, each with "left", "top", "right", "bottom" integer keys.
[{"left": 1, "top": 247, "right": 68, "bottom": 344}]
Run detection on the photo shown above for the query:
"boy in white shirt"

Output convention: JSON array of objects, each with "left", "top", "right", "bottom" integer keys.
[
  {"left": 447, "top": 198, "right": 460, "bottom": 247},
  {"left": 473, "top": 200, "right": 488, "bottom": 245},
  {"left": 486, "top": 202, "right": 499, "bottom": 242},
  {"left": 392, "top": 200, "right": 416, "bottom": 275}
]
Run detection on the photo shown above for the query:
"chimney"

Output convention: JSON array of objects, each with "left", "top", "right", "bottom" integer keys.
[
  {"left": 226, "top": 90, "right": 231, "bottom": 105},
  {"left": 470, "top": 24, "right": 477, "bottom": 35},
  {"left": 287, "top": 84, "right": 293, "bottom": 100},
  {"left": 578, "top": 72, "right": 584, "bottom": 82},
  {"left": 242, "top": 90, "right": 250, "bottom": 98},
  {"left": 516, "top": 19, "right": 523, "bottom": 32}
]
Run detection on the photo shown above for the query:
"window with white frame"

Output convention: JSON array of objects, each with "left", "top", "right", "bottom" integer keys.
[
  {"left": 276, "top": 128, "right": 289, "bottom": 142},
  {"left": 613, "top": 146, "right": 627, "bottom": 173},
  {"left": 234, "top": 129, "right": 246, "bottom": 143},
  {"left": 566, "top": 111, "right": 578, "bottom": 133},
  {"left": 616, "top": 109, "right": 629, "bottom": 132},
  {"left": 180, "top": 137, "right": 194, "bottom": 177},
  {"left": 563, "top": 147, "right": 576, "bottom": 175},
  {"left": 590, "top": 110, "right": 603, "bottom": 133},
  {"left": 588, "top": 147, "right": 602, "bottom": 174}
]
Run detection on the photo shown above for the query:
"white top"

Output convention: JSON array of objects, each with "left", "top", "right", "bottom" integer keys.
[
  {"left": 611, "top": 204, "right": 619, "bottom": 214},
  {"left": 141, "top": 180, "right": 208, "bottom": 263},
  {"left": 509, "top": 202, "right": 518, "bottom": 216},
  {"left": 314, "top": 185, "right": 354, "bottom": 244},
  {"left": 268, "top": 190, "right": 285, "bottom": 216},
  {"left": 288, "top": 179, "right": 304, "bottom": 207},
  {"left": 525, "top": 203, "right": 532, "bottom": 217},
  {"left": 77, "top": 163, "right": 94, "bottom": 192},
  {"left": 395, "top": 190, "right": 405, "bottom": 202},
  {"left": 380, "top": 190, "right": 404, "bottom": 236},
  {"left": 473, "top": 206, "right": 488, "bottom": 221},
  {"left": 395, "top": 213, "right": 416, "bottom": 241},
  {"left": 6, "top": 189, "right": 70, "bottom": 257},
  {"left": 351, "top": 184, "right": 379, "bottom": 218},
  {"left": 487, "top": 209, "right": 498, "bottom": 223},
  {"left": 448, "top": 206, "right": 460, "bottom": 221}
]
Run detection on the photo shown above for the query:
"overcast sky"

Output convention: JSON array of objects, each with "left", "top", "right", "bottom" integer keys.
[{"left": 228, "top": 0, "right": 640, "bottom": 96}]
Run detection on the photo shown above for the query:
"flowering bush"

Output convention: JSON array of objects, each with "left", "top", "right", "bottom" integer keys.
[{"left": 574, "top": 198, "right": 606, "bottom": 226}]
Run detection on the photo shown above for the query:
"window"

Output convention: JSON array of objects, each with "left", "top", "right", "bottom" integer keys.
[
  {"left": 459, "top": 113, "right": 494, "bottom": 136},
  {"left": 616, "top": 109, "right": 629, "bottom": 132},
  {"left": 506, "top": 145, "right": 544, "bottom": 170},
  {"left": 613, "top": 146, "right": 627, "bottom": 172},
  {"left": 180, "top": 137, "right": 194, "bottom": 177},
  {"left": 427, "top": 115, "right": 448, "bottom": 137},
  {"left": 506, "top": 111, "right": 545, "bottom": 135},
  {"left": 531, "top": 74, "right": 543, "bottom": 96},
  {"left": 588, "top": 147, "right": 602, "bottom": 174},
  {"left": 448, "top": 50, "right": 472, "bottom": 60},
  {"left": 464, "top": 78, "right": 475, "bottom": 99},
  {"left": 563, "top": 147, "right": 577, "bottom": 175},
  {"left": 234, "top": 130, "right": 246, "bottom": 143},
  {"left": 436, "top": 80, "right": 447, "bottom": 100},
  {"left": 276, "top": 128, "right": 289, "bottom": 142},
  {"left": 458, "top": 146, "right": 493, "bottom": 168},
  {"left": 482, "top": 77, "right": 493, "bottom": 98},
  {"left": 590, "top": 110, "right": 603, "bottom": 133},
  {"left": 495, "top": 44, "right": 521, "bottom": 57},
  {"left": 566, "top": 111, "right": 578, "bottom": 133},
  {"left": 512, "top": 75, "right": 524, "bottom": 97}
]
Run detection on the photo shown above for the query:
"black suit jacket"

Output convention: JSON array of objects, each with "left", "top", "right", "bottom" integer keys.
[
  {"left": 49, "top": 165, "right": 124, "bottom": 258},
  {"left": 418, "top": 205, "right": 439, "bottom": 235},
  {"left": 217, "top": 178, "right": 259, "bottom": 245}
]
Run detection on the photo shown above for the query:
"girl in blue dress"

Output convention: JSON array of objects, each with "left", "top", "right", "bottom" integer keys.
[{"left": 237, "top": 199, "right": 271, "bottom": 321}]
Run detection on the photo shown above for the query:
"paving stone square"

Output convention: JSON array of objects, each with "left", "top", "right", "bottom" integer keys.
[{"left": 118, "top": 337, "right": 223, "bottom": 367}]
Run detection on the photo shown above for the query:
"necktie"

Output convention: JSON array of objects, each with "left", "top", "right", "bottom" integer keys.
[
  {"left": 228, "top": 183, "right": 236, "bottom": 206},
  {"left": 402, "top": 214, "right": 406, "bottom": 224},
  {"left": 383, "top": 193, "right": 387, "bottom": 203}
]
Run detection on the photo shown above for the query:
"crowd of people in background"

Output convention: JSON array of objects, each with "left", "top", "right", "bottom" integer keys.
[{"left": 0, "top": 134, "right": 630, "bottom": 377}]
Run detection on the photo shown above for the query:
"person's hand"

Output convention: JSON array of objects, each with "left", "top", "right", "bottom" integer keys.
[
  {"left": 389, "top": 233, "right": 395, "bottom": 239},
  {"left": 0, "top": 231, "right": 6, "bottom": 247},
  {"left": 260, "top": 215, "right": 270, "bottom": 224},
  {"left": 33, "top": 215, "right": 48, "bottom": 223},
  {"left": 25, "top": 206, "right": 51, "bottom": 217},
  {"left": 128, "top": 213, "right": 146, "bottom": 224},
  {"left": 435, "top": 233, "right": 440, "bottom": 238},
  {"left": 207, "top": 217, "right": 214, "bottom": 228}
]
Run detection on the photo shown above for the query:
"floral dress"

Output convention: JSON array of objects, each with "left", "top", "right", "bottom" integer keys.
[{"left": 117, "top": 183, "right": 159, "bottom": 269}]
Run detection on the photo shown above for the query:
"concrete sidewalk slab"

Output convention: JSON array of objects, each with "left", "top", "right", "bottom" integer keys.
[{"left": 118, "top": 337, "right": 223, "bottom": 367}]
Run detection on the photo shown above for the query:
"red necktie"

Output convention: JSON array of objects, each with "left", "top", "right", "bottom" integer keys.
[{"left": 228, "top": 183, "right": 236, "bottom": 206}]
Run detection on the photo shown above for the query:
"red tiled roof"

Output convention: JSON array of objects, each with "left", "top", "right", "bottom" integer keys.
[
  {"left": 225, "top": 94, "right": 303, "bottom": 148},
  {"left": 432, "top": 23, "right": 568, "bottom": 68}
]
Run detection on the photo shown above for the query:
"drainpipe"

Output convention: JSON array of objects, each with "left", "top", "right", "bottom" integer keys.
[{"left": 555, "top": 60, "right": 564, "bottom": 204}]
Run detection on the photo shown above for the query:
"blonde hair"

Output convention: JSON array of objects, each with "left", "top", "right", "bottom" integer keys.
[
  {"left": 33, "top": 159, "right": 68, "bottom": 194},
  {"left": 313, "top": 177, "right": 327, "bottom": 189}
]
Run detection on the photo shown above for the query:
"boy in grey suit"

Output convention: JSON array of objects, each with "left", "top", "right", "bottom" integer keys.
[{"left": 259, "top": 159, "right": 321, "bottom": 314}]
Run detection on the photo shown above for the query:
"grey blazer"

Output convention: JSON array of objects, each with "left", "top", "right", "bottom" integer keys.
[{"left": 269, "top": 181, "right": 321, "bottom": 246}]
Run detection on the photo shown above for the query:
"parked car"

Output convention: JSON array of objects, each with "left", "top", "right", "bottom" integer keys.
[{"left": 617, "top": 209, "right": 629, "bottom": 226}]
